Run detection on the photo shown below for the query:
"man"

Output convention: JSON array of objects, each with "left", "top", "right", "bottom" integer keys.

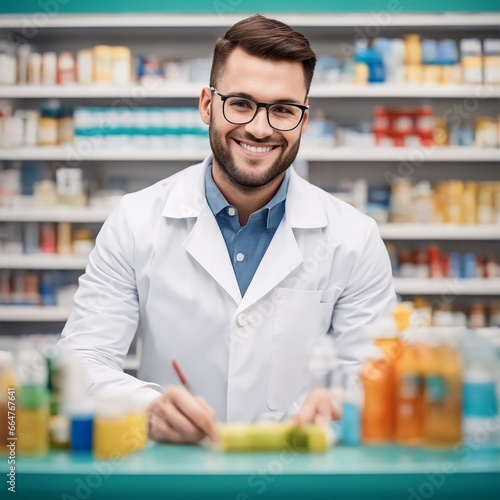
[{"left": 59, "top": 14, "right": 395, "bottom": 444}]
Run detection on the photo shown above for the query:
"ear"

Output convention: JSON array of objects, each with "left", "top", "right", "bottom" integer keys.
[
  {"left": 300, "top": 97, "right": 309, "bottom": 135},
  {"left": 199, "top": 87, "right": 212, "bottom": 126}
]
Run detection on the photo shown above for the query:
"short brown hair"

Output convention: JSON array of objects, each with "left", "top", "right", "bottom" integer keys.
[{"left": 210, "top": 14, "right": 317, "bottom": 96}]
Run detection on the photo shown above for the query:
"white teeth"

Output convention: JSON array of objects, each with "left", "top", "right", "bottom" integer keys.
[{"left": 239, "top": 141, "right": 273, "bottom": 153}]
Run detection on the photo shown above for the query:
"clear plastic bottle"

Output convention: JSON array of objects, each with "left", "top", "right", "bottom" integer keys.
[{"left": 461, "top": 331, "right": 499, "bottom": 449}]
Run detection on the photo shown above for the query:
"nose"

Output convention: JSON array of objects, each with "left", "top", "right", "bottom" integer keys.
[{"left": 244, "top": 106, "right": 274, "bottom": 139}]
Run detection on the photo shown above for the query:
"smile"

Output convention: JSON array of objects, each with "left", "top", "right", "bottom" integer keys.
[{"left": 236, "top": 140, "right": 278, "bottom": 154}]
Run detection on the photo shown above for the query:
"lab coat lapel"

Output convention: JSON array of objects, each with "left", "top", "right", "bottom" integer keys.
[
  {"left": 238, "top": 216, "right": 302, "bottom": 312},
  {"left": 183, "top": 204, "right": 242, "bottom": 306},
  {"left": 238, "top": 167, "right": 328, "bottom": 312},
  {"left": 163, "top": 157, "right": 242, "bottom": 305}
]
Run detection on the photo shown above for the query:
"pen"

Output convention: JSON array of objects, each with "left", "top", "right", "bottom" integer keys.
[
  {"left": 171, "top": 359, "right": 219, "bottom": 443},
  {"left": 172, "top": 359, "right": 195, "bottom": 394}
]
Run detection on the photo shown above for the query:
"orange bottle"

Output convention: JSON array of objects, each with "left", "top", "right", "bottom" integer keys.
[
  {"left": 361, "top": 345, "right": 395, "bottom": 444},
  {"left": 421, "top": 329, "right": 462, "bottom": 448},
  {"left": 395, "top": 340, "right": 424, "bottom": 446},
  {"left": 373, "top": 315, "right": 403, "bottom": 442}
]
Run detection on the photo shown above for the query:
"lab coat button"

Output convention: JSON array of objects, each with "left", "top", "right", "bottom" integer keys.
[
  {"left": 227, "top": 207, "right": 236, "bottom": 216},
  {"left": 236, "top": 253, "right": 245, "bottom": 262},
  {"left": 236, "top": 314, "right": 248, "bottom": 327}
]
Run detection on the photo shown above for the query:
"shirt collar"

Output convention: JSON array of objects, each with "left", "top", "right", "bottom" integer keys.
[{"left": 205, "top": 162, "right": 289, "bottom": 230}]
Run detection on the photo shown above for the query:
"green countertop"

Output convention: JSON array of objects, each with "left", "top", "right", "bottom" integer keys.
[{"left": 4, "top": 444, "right": 500, "bottom": 500}]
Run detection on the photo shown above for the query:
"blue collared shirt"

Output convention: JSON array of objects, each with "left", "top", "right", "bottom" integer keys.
[{"left": 205, "top": 164, "right": 289, "bottom": 297}]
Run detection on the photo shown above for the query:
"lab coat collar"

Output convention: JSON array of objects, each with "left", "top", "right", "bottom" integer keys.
[
  {"left": 161, "top": 155, "right": 328, "bottom": 307},
  {"left": 161, "top": 155, "right": 328, "bottom": 230}
]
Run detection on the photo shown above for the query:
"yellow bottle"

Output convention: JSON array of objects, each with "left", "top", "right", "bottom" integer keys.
[
  {"left": 421, "top": 329, "right": 462, "bottom": 448},
  {"left": 448, "top": 180, "right": 464, "bottom": 224},
  {"left": 413, "top": 297, "right": 432, "bottom": 328},
  {"left": 124, "top": 406, "right": 148, "bottom": 454},
  {"left": 463, "top": 182, "right": 478, "bottom": 225},
  {"left": 93, "top": 398, "right": 148, "bottom": 459},
  {"left": 16, "top": 348, "right": 50, "bottom": 456},
  {"left": 93, "top": 398, "right": 130, "bottom": 460},
  {"left": 0, "top": 352, "right": 17, "bottom": 456},
  {"left": 404, "top": 34, "right": 422, "bottom": 65},
  {"left": 393, "top": 302, "right": 411, "bottom": 334}
]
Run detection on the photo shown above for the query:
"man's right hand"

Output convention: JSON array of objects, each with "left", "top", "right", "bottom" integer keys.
[{"left": 147, "top": 386, "right": 218, "bottom": 444}]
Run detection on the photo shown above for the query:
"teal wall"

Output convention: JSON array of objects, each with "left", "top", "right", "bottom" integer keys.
[{"left": 1, "top": 0, "right": 499, "bottom": 14}]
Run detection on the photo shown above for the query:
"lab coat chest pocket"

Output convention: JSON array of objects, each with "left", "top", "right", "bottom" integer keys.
[{"left": 267, "top": 286, "right": 342, "bottom": 411}]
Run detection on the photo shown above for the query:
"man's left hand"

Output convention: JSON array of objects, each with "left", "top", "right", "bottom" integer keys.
[{"left": 292, "top": 388, "right": 341, "bottom": 425}]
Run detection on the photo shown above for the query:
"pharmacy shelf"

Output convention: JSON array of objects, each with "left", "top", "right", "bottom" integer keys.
[
  {"left": 0, "top": 12, "right": 499, "bottom": 28},
  {"left": 1, "top": 255, "right": 89, "bottom": 270},
  {"left": 0, "top": 207, "right": 112, "bottom": 222},
  {"left": 301, "top": 147, "right": 500, "bottom": 162},
  {"left": 378, "top": 224, "right": 500, "bottom": 240},
  {"left": 0, "top": 147, "right": 209, "bottom": 161},
  {"left": 2, "top": 207, "right": 499, "bottom": 240},
  {"left": 2, "top": 146, "right": 499, "bottom": 162},
  {"left": 0, "top": 306, "right": 72, "bottom": 321},
  {"left": 310, "top": 84, "right": 500, "bottom": 99},
  {"left": 393, "top": 278, "right": 500, "bottom": 295},
  {"left": 1, "top": 83, "right": 499, "bottom": 99}
]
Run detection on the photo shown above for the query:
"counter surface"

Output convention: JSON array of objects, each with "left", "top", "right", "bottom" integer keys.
[{"left": 5, "top": 443, "right": 500, "bottom": 500}]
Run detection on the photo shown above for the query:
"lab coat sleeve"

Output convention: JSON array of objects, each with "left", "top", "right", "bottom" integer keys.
[
  {"left": 331, "top": 217, "right": 396, "bottom": 380},
  {"left": 283, "top": 217, "right": 395, "bottom": 419},
  {"left": 58, "top": 198, "right": 163, "bottom": 407}
]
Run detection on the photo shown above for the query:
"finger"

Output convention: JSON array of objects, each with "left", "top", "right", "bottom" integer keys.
[
  {"left": 314, "top": 400, "right": 333, "bottom": 425},
  {"left": 163, "top": 402, "right": 205, "bottom": 442},
  {"left": 170, "top": 389, "right": 218, "bottom": 441},
  {"left": 294, "top": 396, "right": 318, "bottom": 425},
  {"left": 149, "top": 412, "right": 185, "bottom": 443},
  {"left": 194, "top": 396, "right": 220, "bottom": 441},
  {"left": 194, "top": 396, "right": 215, "bottom": 418}
]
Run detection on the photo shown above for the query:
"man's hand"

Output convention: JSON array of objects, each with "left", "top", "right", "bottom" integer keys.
[
  {"left": 147, "top": 386, "right": 218, "bottom": 444},
  {"left": 292, "top": 388, "right": 341, "bottom": 425}
]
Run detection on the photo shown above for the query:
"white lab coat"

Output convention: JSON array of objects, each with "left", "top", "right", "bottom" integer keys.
[{"left": 59, "top": 155, "right": 395, "bottom": 422}]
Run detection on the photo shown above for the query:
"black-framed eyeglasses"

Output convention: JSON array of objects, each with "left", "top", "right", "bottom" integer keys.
[{"left": 210, "top": 86, "right": 309, "bottom": 132}]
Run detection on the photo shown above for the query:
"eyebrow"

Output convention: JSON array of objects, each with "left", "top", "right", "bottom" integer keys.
[{"left": 227, "top": 91, "right": 303, "bottom": 105}]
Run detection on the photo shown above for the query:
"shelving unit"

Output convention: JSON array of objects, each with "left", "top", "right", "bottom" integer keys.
[
  {"left": 1, "top": 146, "right": 499, "bottom": 162},
  {"left": 0, "top": 207, "right": 112, "bottom": 222},
  {"left": 1, "top": 11, "right": 499, "bottom": 336},
  {"left": 1, "top": 255, "right": 89, "bottom": 270},
  {"left": 393, "top": 278, "right": 500, "bottom": 295},
  {"left": 0, "top": 306, "right": 72, "bottom": 322},
  {"left": 1, "top": 83, "right": 500, "bottom": 99},
  {"left": 0, "top": 12, "right": 499, "bottom": 28},
  {"left": 377, "top": 224, "right": 500, "bottom": 240}
]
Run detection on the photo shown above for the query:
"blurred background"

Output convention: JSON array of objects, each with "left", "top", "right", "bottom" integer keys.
[{"left": 0, "top": 0, "right": 499, "bottom": 466}]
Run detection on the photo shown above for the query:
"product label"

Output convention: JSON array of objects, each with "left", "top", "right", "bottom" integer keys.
[
  {"left": 426, "top": 375, "right": 448, "bottom": 403},
  {"left": 400, "top": 374, "right": 422, "bottom": 399}
]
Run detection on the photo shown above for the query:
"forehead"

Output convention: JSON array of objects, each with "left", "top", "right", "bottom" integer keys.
[{"left": 217, "top": 47, "right": 307, "bottom": 102}]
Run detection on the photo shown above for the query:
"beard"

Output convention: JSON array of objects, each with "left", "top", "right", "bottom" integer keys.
[{"left": 209, "top": 121, "right": 301, "bottom": 192}]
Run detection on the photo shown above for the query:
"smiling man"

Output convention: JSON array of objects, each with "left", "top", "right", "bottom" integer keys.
[{"left": 59, "top": 15, "right": 395, "bottom": 444}]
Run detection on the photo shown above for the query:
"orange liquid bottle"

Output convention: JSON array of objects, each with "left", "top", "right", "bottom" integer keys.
[
  {"left": 395, "top": 341, "right": 424, "bottom": 446},
  {"left": 361, "top": 345, "right": 395, "bottom": 444},
  {"left": 421, "top": 329, "right": 462, "bottom": 448},
  {"left": 372, "top": 315, "right": 404, "bottom": 442}
]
